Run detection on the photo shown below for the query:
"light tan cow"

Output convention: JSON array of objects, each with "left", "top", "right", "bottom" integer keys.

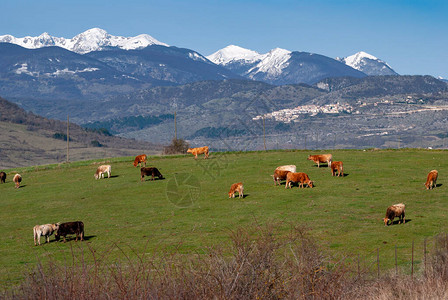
[
  {"left": 13, "top": 173, "right": 22, "bottom": 188},
  {"left": 383, "top": 203, "right": 405, "bottom": 226},
  {"left": 229, "top": 182, "right": 244, "bottom": 198},
  {"left": 94, "top": 165, "right": 111, "bottom": 179},
  {"left": 187, "top": 146, "right": 209, "bottom": 159},
  {"left": 307, "top": 154, "right": 332, "bottom": 168},
  {"left": 425, "top": 170, "right": 438, "bottom": 190},
  {"left": 33, "top": 223, "right": 59, "bottom": 246},
  {"left": 271, "top": 165, "right": 296, "bottom": 186}
]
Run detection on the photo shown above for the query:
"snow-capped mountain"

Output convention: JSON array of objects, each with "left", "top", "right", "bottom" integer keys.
[
  {"left": 0, "top": 28, "right": 168, "bottom": 54},
  {"left": 336, "top": 51, "right": 398, "bottom": 76},
  {"left": 208, "top": 45, "right": 365, "bottom": 85},
  {"left": 207, "top": 45, "right": 292, "bottom": 77}
]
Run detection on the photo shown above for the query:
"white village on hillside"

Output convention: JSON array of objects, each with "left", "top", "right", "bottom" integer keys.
[{"left": 253, "top": 103, "right": 354, "bottom": 123}]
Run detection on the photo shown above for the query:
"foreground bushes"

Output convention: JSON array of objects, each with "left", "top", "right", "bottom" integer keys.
[{"left": 5, "top": 225, "right": 448, "bottom": 299}]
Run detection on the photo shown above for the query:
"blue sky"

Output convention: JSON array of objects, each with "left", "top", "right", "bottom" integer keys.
[{"left": 1, "top": 0, "right": 447, "bottom": 78}]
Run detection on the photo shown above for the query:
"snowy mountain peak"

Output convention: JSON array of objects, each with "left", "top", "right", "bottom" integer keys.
[
  {"left": 206, "top": 45, "right": 261, "bottom": 65},
  {"left": 0, "top": 28, "right": 168, "bottom": 54},
  {"left": 337, "top": 51, "right": 398, "bottom": 76},
  {"left": 340, "top": 51, "right": 379, "bottom": 68}
]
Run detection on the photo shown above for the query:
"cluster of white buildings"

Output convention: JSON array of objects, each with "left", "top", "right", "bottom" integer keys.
[{"left": 253, "top": 103, "right": 353, "bottom": 123}]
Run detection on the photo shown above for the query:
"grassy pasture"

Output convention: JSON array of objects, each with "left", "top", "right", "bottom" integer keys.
[{"left": 1, "top": 149, "right": 447, "bottom": 287}]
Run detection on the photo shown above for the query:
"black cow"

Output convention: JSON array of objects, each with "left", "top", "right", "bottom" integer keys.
[
  {"left": 140, "top": 167, "right": 164, "bottom": 181},
  {"left": 0, "top": 172, "right": 6, "bottom": 183},
  {"left": 55, "top": 221, "right": 84, "bottom": 242}
]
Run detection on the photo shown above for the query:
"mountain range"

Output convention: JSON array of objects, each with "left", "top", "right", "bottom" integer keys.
[
  {"left": 1, "top": 28, "right": 448, "bottom": 151},
  {"left": 0, "top": 28, "right": 397, "bottom": 88}
]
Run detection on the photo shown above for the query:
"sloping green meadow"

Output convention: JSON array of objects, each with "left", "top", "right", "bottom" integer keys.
[{"left": 1, "top": 149, "right": 447, "bottom": 286}]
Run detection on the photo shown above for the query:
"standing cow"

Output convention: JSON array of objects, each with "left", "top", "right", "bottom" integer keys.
[
  {"left": 55, "top": 221, "right": 84, "bottom": 242},
  {"left": 307, "top": 154, "right": 333, "bottom": 168},
  {"left": 140, "top": 167, "right": 164, "bottom": 181},
  {"left": 133, "top": 154, "right": 147, "bottom": 167},
  {"left": 13, "top": 173, "right": 22, "bottom": 188},
  {"left": 383, "top": 203, "right": 405, "bottom": 226},
  {"left": 271, "top": 165, "right": 296, "bottom": 186},
  {"left": 187, "top": 146, "right": 209, "bottom": 159},
  {"left": 0, "top": 171, "right": 6, "bottom": 183},
  {"left": 425, "top": 170, "right": 438, "bottom": 190},
  {"left": 229, "top": 182, "right": 244, "bottom": 198},
  {"left": 330, "top": 161, "right": 344, "bottom": 177},
  {"left": 285, "top": 172, "right": 314, "bottom": 189},
  {"left": 33, "top": 223, "right": 59, "bottom": 246},
  {"left": 94, "top": 165, "right": 111, "bottom": 179}
]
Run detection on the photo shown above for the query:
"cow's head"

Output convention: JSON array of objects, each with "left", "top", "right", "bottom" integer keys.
[
  {"left": 383, "top": 218, "right": 390, "bottom": 226},
  {"left": 307, "top": 181, "right": 314, "bottom": 188},
  {"left": 187, "top": 148, "right": 193, "bottom": 153},
  {"left": 307, "top": 155, "right": 312, "bottom": 160},
  {"left": 55, "top": 232, "right": 60, "bottom": 241},
  {"left": 52, "top": 223, "right": 60, "bottom": 231},
  {"left": 94, "top": 173, "right": 99, "bottom": 180}
]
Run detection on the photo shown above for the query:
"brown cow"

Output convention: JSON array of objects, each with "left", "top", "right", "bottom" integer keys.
[
  {"left": 13, "top": 173, "right": 22, "bottom": 188},
  {"left": 307, "top": 154, "right": 332, "bottom": 168},
  {"left": 330, "top": 161, "right": 344, "bottom": 177},
  {"left": 425, "top": 170, "right": 438, "bottom": 190},
  {"left": 187, "top": 146, "right": 209, "bottom": 159},
  {"left": 271, "top": 165, "right": 296, "bottom": 186},
  {"left": 133, "top": 154, "right": 147, "bottom": 167},
  {"left": 285, "top": 172, "right": 314, "bottom": 189},
  {"left": 55, "top": 221, "right": 84, "bottom": 242},
  {"left": 383, "top": 203, "right": 405, "bottom": 226},
  {"left": 0, "top": 171, "right": 6, "bottom": 183},
  {"left": 141, "top": 167, "right": 164, "bottom": 181},
  {"left": 229, "top": 182, "right": 244, "bottom": 198}
]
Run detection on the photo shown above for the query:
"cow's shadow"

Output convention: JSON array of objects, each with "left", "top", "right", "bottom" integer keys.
[
  {"left": 109, "top": 175, "right": 119, "bottom": 178},
  {"left": 390, "top": 219, "right": 412, "bottom": 225},
  {"left": 142, "top": 177, "right": 166, "bottom": 182},
  {"left": 56, "top": 235, "right": 96, "bottom": 242},
  {"left": 436, "top": 184, "right": 443, "bottom": 188},
  {"left": 333, "top": 173, "right": 349, "bottom": 177}
]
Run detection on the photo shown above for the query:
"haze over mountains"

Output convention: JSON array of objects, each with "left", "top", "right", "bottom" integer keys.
[{"left": 1, "top": 28, "right": 448, "bottom": 152}]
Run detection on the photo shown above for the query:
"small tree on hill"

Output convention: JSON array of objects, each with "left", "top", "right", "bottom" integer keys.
[{"left": 164, "top": 138, "right": 190, "bottom": 155}]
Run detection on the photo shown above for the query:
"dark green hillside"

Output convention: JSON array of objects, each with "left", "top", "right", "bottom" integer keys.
[{"left": 1, "top": 149, "right": 447, "bottom": 287}]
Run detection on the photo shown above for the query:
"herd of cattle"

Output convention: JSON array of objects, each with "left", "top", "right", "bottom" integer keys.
[{"left": 0, "top": 147, "right": 441, "bottom": 246}]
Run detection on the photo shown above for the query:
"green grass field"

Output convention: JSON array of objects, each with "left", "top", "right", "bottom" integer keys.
[{"left": 1, "top": 149, "right": 448, "bottom": 287}]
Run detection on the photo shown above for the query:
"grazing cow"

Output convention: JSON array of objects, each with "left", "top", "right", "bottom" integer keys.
[
  {"left": 55, "top": 221, "right": 84, "bottom": 242},
  {"left": 229, "top": 182, "right": 244, "bottom": 198},
  {"left": 141, "top": 167, "right": 164, "bottom": 181},
  {"left": 425, "top": 170, "right": 438, "bottom": 190},
  {"left": 187, "top": 146, "right": 209, "bottom": 159},
  {"left": 13, "top": 173, "right": 22, "bottom": 188},
  {"left": 0, "top": 171, "right": 6, "bottom": 183},
  {"left": 330, "top": 161, "right": 344, "bottom": 177},
  {"left": 271, "top": 165, "right": 296, "bottom": 186},
  {"left": 307, "top": 154, "right": 333, "bottom": 168},
  {"left": 133, "top": 154, "right": 147, "bottom": 167},
  {"left": 383, "top": 203, "right": 405, "bottom": 226},
  {"left": 33, "top": 223, "right": 59, "bottom": 246},
  {"left": 285, "top": 172, "right": 314, "bottom": 189},
  {"left": 94, "top": 165, "right": 111, "bottom": 179}
]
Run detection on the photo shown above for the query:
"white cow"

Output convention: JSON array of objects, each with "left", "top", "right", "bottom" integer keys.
[
  {"left": 94, "top": 165, "right": 111, "bottom": 180},
  {"left": 33, "top": 223, "right": 59, "bottom": 246}
]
